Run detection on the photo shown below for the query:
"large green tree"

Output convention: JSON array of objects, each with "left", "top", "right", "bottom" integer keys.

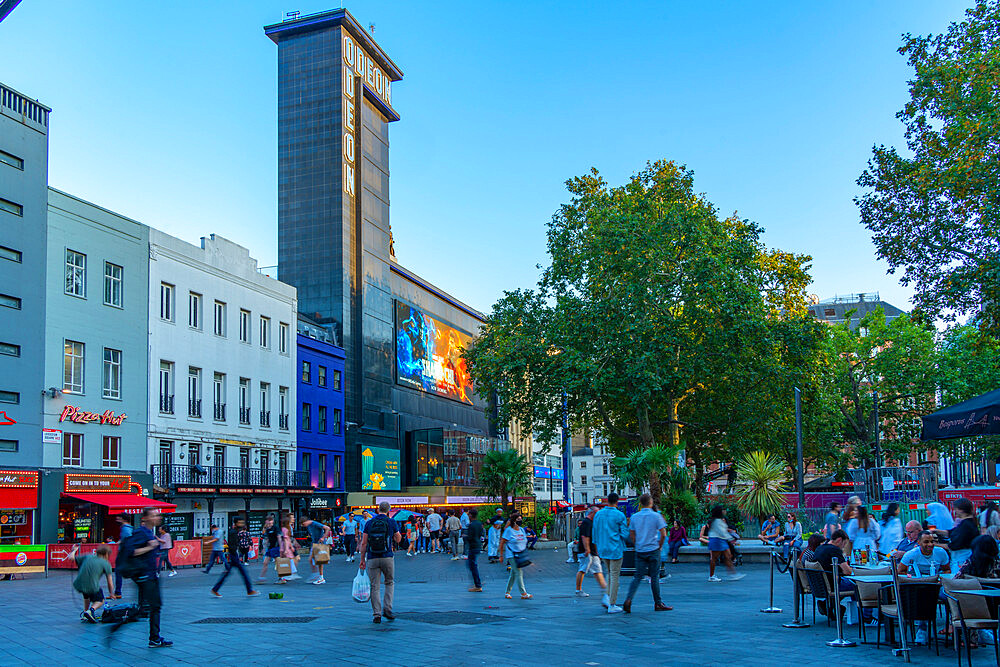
[
  {"left": 935, "top": 325, "right": 1000, "bottom": 461},
  {"left": 857, "top": 0, "right": 1000, "bottom": 333},
  {"left": 466, "top": 161, "right": 794, "bottom": 492}
]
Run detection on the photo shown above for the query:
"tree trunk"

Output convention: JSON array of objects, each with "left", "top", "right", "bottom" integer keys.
[
  {"left": 667, "top": 398, "right": 681, "bottom": 450},
  {"left": 637, "top": 405, "right": 655, "bottom": 448},
  {"left": 649, "top": 470, "right": 663, "bottom": 509}
]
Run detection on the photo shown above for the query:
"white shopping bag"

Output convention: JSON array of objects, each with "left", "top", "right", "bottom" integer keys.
[{"left": 352, "top": 569, "right": 371, "bottom": 603}]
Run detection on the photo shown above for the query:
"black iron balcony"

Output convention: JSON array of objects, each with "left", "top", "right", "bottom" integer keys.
[
  {"left": 213, "top": 402, "right": 226, "bottom": 421},
  {"left": 278, "top": 414, "right": 289, "bottom": 430},
  {"left": 159, "top": 394, "right": 174, "bottom": 414},
  {"left": 260, "top": 410, "right": 270, "bottom": 427},
  {"left": 188, "top": 398, "right": 201, "bottom": 418},
  {"left": 151, "top": 463, "right": 307, "bottom": 488},
  {"left": 239, "top": 406, "right": 251, "bottom": 425}
]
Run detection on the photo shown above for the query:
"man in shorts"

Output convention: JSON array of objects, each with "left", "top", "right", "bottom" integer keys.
[
  {"left": 574, "top": 505, "right": 608, "bottom": 605},
  {"left": 426, "top": 508, "right": 443, "bottom": 553},
  {"left": 256, "top": 515, "right": 281, "bottom": 582},
  {"left": 70, "top": 543, "right": 114, "bottom": 622}
]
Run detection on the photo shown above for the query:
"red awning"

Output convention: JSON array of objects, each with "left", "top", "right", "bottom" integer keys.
[
  {"left": 0, "top": 487, "right": 37, "bottom": 510},
  {"left": 553, "top": 501, "right": 571, "bottom": 508},
  {"left": 61, "top": 493, "right": 176, "bottom": 513}
]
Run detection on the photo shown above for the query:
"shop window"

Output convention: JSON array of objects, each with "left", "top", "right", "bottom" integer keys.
[
  {"left": 102, "top": 436, "right": 121, "bottom": 468},
  {"left": 63, "top": 433, "right": 83, "bottom": 467},
  {"left": 0, "top": 439, "right": 16, "bottom": 452}
]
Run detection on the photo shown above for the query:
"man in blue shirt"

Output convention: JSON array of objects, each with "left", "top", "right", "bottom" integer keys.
[
  {"left": 891, "top": 521, "right": 923, "bottom": 558},
  {"left": 203, "top": 523, "right": 226, "bottom": 573},
  {"left": 341, "top": 513, "right": 359, "bottom": 562},
  {"left": 113, "top": 514, "right": 133, "bottom": 598},
  {"left": 460, "top": 509, "right": 470, "bottom": 558},
  {"left": 622, "top": 494, "right": 670, "bottom": 613},
  {"left": 358, "top": 501, "right": 402, "bottom": 624},
  {"left": 592, "top": 492, "right": 630, "bottom": 614}
]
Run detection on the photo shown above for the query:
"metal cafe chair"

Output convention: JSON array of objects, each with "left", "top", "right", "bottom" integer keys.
[
  {"left": 876, "top": 580, "right": 942, "bottom": 656},
  {"left": 942, "top": 577, "right": 1000, "bottom": 667}
]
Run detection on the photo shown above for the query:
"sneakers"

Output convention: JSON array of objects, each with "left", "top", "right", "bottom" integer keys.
[
  {"left": 607, "top": 605, "right": 624, "bottom": 614},
  {"left": 247, "top": 590, "right": 261, "bottom": 596},
  {"left": 566, "top": 558, "right": 576, "bottom": 563},
  {"left": 312, "top": 578, "right": 326, "bottom": 585},
  {"left": 148, "top": 637, "right": 173, "bottom": 648},
  {"left": 211, "top": 590, "right": 222, "bottom": 597},
  {"left": 451, "top": 556, "right": 461, "bottom": 561},
  {"left": 708, "top": 575, "right": 722, "bottom": 582},
  {"left": 727, "top": 573, "right": 746, "bottom": 582},
  {"left": 286, "top": 574, "right": 301, "bottom": 580},
  {"left": 168, "top": 570, "right": 178, "bottom": 577},
  {"left": 82, "top": 608, "right": 97, "bottom": 623},
  {"left": 602, "top": 593, "right": 610, "bottom": 608},
  {"left": 575, "top": 590, "right": 590, "bottom": 597}
]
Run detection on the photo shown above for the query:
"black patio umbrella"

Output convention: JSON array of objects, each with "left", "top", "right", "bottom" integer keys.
[{"left": 920, "top": 388, "right": 1000, "bottom": 441}]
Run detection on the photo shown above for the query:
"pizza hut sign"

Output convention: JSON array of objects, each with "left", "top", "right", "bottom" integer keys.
[{"left": 59, "top": 405, "right": 127, "bottom": 426}]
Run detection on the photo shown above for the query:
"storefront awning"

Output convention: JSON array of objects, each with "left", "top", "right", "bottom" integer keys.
[
  {"left": 553, "top": 501, "right": 571, "bottom": 508},
  {"left": 61, "top": 493, "right": 176, "bottom": 514},
  {"left": 0, "top": 487, "right": 37, "bottom": 510}
]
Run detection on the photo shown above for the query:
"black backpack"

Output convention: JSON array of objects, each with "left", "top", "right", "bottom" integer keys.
[
  {"left": 116, "top": 531, "right": 148, "bottom": 580},
  {"left": 367, "top": 517, "right": 392, "bottom": 553}
]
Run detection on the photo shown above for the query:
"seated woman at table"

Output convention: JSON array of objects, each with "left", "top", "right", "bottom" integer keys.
[
  {"left": 845, "top": 506, "right": 880, "bottom": 560},
  {"left": 957, "top": 534, "right": 1000, "bottom": 579},
  {"left": 757, "top": 514, "right": 780, "bottom": 545},
  {"left": 799, "top": 532, "right": 825, "bottom": 565},
  {"left": 897, "top": 531, "right": 951, "bottom": 577},
  {"left": 947, "top": 498, "right": 980, "bottom": 570}
]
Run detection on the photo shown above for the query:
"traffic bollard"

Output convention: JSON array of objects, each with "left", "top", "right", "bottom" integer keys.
[
  {"left": 826, "top": 557, "right": 857, "bottom": 647},
  {"left": 783, "top": 548, "right": 810, "bottom": 628},
  {"left": 760, "top": 548, "right": 782, "bottom": 613}
]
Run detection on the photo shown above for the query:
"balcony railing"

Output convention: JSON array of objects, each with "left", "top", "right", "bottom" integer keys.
[
  {"left": 260, "top": 410, "right": 270, "bottom": 427},
  {"left": 214, "top": 402, "right": 226, "bottom": 421},
  {"left": 278, "top": 414, "right": 289, "bottom": 430},
  {"left": 188, "top": 398, "right": 201, "bottom": 418},
  {"left": 239, "top": 406, "right": 251, "bottom": 425},
  {"left": 159, "top": 394, "right": 174, "bottom": 414},
  {"left": 151, "top": 464, "right": 307, "bottom": 488}
]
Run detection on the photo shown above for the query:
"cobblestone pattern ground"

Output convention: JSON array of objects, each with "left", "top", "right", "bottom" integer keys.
[{"left": 0, "top": 547, "right": 971, "bottom": 666}]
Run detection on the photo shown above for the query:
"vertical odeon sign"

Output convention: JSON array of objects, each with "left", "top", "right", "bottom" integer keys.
[{"left": 341, "top": 33, "right": 393, "bottom": 198}]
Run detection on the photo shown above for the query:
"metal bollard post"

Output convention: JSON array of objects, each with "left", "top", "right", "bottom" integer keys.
[
  {"left": 889, "top": 556, "right": 911, "bottom": 662},
  {"left": 783, "top": 548, "right": 810, "bottom": 628},
  {"left": 826, "top": 557, "right": 857, "bottom": 647},
  {"left": 761, "top": 549, "right": 782, "bottom": 613}
]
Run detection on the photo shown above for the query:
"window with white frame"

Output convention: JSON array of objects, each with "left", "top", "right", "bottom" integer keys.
[
  {"left": 279, "top": 386, "right": 289, "bottom": 429},
  {"left": 260, "top": 316, "right": 270, "bottom": 348},
  {"left": 159, "top": 361, "right": 174, "bottom": 413},
  {"left": 160, "top": 282, "right": 174, "bottom": 321},
  {"left": 279, "top": 322, "right": 289, "bottom": 354},
  {"left": 102, "top": 436, "right": 120, "bottom": 468},
  {"left": 188, "top": 367, "right": 201, "bottom": 417},
  {"left": 213, "top": 301, "right": 226, "bottom": 336},
  {"left": 188, "top": 292, "right": 202, "bottom": 329},
  {"left": 63, "top": 433, "right": 83, "bottom": 466},
  {"left": 239, "top": 378, "right": 250, "bottom": 424},
  {"left": 239, "top": 309, "right": 251, "bottom": 343},
  {"left": 65, "top": 249, "right": 86, "bottom": 297},
  {"left": 213, "top": 372, "right": 226, "bottom": 420},
  {"left": 102, "top": 348, "right": 121, "bottom": 399},
  {"left": 103, "top": 262, "right": 122, "bottom": 307},
  {"left": 63, "top": 340, "right": 85, "bottom": 393},
  {"left": 260, "top": 382, "right": 270, "bottom": 424}
]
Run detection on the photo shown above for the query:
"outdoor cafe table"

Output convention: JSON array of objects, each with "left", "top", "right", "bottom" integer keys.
[{"left": 846, "top": 573, "right": 957, "bottom": 585}]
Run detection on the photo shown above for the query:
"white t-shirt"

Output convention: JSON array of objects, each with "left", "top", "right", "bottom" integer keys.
[
  {"left": 900, "top": 546, "right": 950, "bottom": 576},
  {"left": 426, "top": 513, "right": 442, "bottom": 531},
  {"left": 502, "top": 526, "right": 527, "bottom": 559}
]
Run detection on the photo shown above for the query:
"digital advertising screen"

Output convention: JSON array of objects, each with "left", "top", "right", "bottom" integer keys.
[
  {"left": 395, "top": 301, "right": 474, "bottom": 404},
  {"left": 361, "top": 446, "right": 401, "bottom": 491}
]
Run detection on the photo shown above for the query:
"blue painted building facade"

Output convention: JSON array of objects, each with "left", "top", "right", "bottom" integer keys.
[{"left": 295, "top": 320, "right": 346, "bottom": 496}]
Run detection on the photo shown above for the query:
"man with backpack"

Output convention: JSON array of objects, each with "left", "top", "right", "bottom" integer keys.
[
  {"left": 357, "top": 501, "right": 402, "bottom": 624},
  {"left": 110, "top": 507, "right": 171, "bottom": 648},
  {"left": 113, "top": 514, "right": 133, "bottom": 598},
  {"left": 210, "top": 516, "right": 260, "bottom": 598}
]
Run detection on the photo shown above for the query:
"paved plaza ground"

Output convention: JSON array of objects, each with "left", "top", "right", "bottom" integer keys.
[{"left": 0, "top": 546, "right": 974, "bottom": 666}]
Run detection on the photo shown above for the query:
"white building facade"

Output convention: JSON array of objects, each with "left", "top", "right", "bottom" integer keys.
[{"left": 147, "top": 231, "right": 297, "bottom": 535}]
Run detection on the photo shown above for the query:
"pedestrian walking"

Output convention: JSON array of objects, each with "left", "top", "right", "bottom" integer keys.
[
  {"left": 446, "top": 510, "right": 462, "bottom": 560},
  {"left": 592, "top": 493, "right": 629, "bottom": 613},
  {"left": 460, "top": 508, "right": 470, "bottom": 558},
  {"left": 499, "top": 512, "right": 532, "bottom": 600},
  {"left": 276, "top": 515, "right": 301, "bottom": 583},
  {"left": 237, "top": 522, "right": 252, "bottom": 563},
  {"left": 203, "top": 523, "right": 226, "bottom": 574},
  {"left": 707, "top": 505, "right": 744, "bottom": 582},
  {"left": 111, "top": 507, "right": 171, "bottom": 648},
  {"left": 157, "top": 526, "right": 178, "bottom": 576},
  {"left": 574, "top": 506, "right": 608, "bottom": 604},
  {"left": 405, "top": 519, "right": 417, "bottom": 557},
  {"left": 210, "top": 517, "right": 261, "bottom": 598},
  {"left": 69, "top": 543, "right": 114, "bottom": 622},
  {"left": 487, "top": 518, "right": 502, "bottom": 563},
  {"left": 466, "top": 509, "right": 484, "bottom": 592},
  {"left": 357, "top": 501, "right": 402, "bottom": 624},
  {"left": 257, "top": 515, "right": 281, "bottom": 582},
  {"left": 426, "top": 508, "right": 442, "bottom": 553},
  {"left": 302, "top": 515, "right": 330, "bottom": 584},
  {"left": 342, "top": 512, "right": 359, "bottom": 562},
  {"left": 113, "top": 514, "right": 133, "bottom": 598},
  {"left": 622, "top": 494, "right": 671, "bottom": 613}
]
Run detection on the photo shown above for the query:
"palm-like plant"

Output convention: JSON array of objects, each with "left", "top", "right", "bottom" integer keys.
[
  {"left": 733, "top": 450, "right": 786, "bottom": 520},
  {"left": 612, "top": 444, "right": 685, "bottom": 509},
  {"left": 476, "top": 449, "right": 532, "bottom": 515}
]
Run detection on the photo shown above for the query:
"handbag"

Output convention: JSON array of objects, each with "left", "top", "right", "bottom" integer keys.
[{"left": 512, "top": 547, "right": 532, "bottom": 569}]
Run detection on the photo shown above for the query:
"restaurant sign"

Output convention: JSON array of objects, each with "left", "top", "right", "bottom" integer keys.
[
  {"left": 59, "top": 405, "right": 127, "bottom": 426},
  {"left": 0, "top": 470, "right": 38, "bottom": 488},
  {"left": 64, "top": 473, "right": 131, "bottom": 493}
]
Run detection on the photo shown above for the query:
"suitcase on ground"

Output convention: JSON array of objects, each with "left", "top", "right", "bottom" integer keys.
[{"left": 101, "top": 603, "right": 141, "bottom": 624}]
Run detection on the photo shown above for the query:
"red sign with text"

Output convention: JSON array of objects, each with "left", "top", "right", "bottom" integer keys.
[
  {"left": 59, "top": 405, "right": 127, "bottom": 426},
  {"left": 64, "top": 474, "right": 131, "bottom": 493}
]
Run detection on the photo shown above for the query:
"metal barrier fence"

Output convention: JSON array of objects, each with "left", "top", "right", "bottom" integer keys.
[{"left": 845, "top": 465, "right": 937, "bottom": 505}]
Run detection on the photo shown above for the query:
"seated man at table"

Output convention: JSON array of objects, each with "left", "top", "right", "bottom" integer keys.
[
  {"left": 757, "top": 515, "right": 780, "bottom": 545},
  {"left": 897, "top": 531, "right": 950, "bottom": 577},
  {"left": 813, "top": 530, "right": 858, "bottom": 617},
  {"left": 889, "top": 520, "right": 923, "bottom": 559}
]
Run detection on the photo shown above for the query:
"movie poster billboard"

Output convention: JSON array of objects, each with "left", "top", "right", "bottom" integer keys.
[{"left": 395, "top": 301, "right": 474, "bottom": 404}]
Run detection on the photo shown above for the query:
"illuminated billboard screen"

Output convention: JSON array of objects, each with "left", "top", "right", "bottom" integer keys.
[
  {"left": 361, "top": 446, "right": 401, "bottom": 491},
  {"left": 395, "top": 301, "right": 474, "bottom": 404}
]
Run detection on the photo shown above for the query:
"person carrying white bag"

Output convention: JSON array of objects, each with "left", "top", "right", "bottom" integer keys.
[{"left": 356, "top": 501, "right": 402, "bottom": 624}]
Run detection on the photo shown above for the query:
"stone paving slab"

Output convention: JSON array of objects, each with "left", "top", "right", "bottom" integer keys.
[{"left": 0, "top": 547, "right": 971, "bottom": 666}]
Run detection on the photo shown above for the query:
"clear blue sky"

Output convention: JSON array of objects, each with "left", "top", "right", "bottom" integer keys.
[{"left": 1, "top": 1, "right": 971, "bottom": 314}]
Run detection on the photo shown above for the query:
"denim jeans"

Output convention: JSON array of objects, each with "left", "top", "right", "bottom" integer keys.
[
  {"left": 625, "top": 550, "right": 662, "bottom": 605},
  {"left": 212, "top": 554, "right": 254, "bottom": 593},
  {"left": 667, "top": 540, "right": 683, "bottom": 561},
  {"left": 203, "top": 551, "right": 224, "bottom": 573},
  {"left": 468, "top": 551, "right": 482, "bottom": 588}
]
